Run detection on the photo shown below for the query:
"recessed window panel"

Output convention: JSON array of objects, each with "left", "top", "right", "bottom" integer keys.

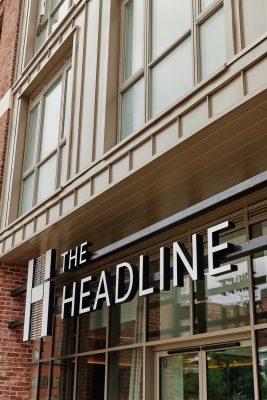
[
  {"left": 121, "top": 78, "right": 145, "bottom": 139},
  {"left": 152, "top": 37, "right": 193, "bottom": 117},
  {"left": 36, "top": 24, "right": 48, "bottom": 52},
  {"left": 40, "top": 79, "right": 62, "bottom": 159},
  {"left": 124, "top": 0, "right": 144, "bottom": 81},
  {"left": 37, "top": 154, "right": 57, "bottom": 203},
  {"left": 79, "top": 305, "right": 107, "bottom": 352},
  {"left": 51, "top": 0, "right": 69, "bottom": 32},
  {"left": 108, "top": 349, "right": 143, "bottom": 400},
  {"left": 63, "top": 68, "right": 72, "bottom": 138},
  {"left": 201, "top": 0, "right": 215, "bottom": 11},
  {"left": 21, "top": 173, "right": 34, "bottom": 215},
  {"left": 59, "top": 145, "right": 67, "bottom": 186},
  {"left": 24, "top": 104, "right": 39, "bottom": 171},
  {"left": 200, "top": 7, "right": 225, "bottom": 80},
  {"left": 152, "top": 0, "right": 191, "bottom": 59}
]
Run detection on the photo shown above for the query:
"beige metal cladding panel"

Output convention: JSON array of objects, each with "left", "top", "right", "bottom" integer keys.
[{"left": 241, "top": 0, "right": 267, "bottom": 47}]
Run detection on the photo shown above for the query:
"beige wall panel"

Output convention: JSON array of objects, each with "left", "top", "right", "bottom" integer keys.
[
  {"left": 78, "top": 0, "right": 100, "bottom": 170},
  {"left": 246, "top": 57, "right": 267, "bottom": 94},
  {"left": 69, "top": 12, "right": 86, "bottom": 177},
  {"left": 92, "top": 169, "right": 109, "bottom": 195},
  {"left": 36, "top": 212, "right": 47, "bottom": 231},
  {"left": 62, "top": 193, "right": 75, "bottom": 215},
  {"left": 24, "top": 220, "right": 35, "bottom": 238},
  {"left": 77, "top": 181, "right": 91, "bottom": 205},
  {"left": 154, "top": 122, "right": 178, "bottom": 155},
  {"left": 211, "top": 77, "right": 243, "bottom": 117},
  {"left": 181, "top": 101, "right": 208, "bottom": 136},
  {"left": 132, "top": 140, "right": 152, "bottom": 170},
  {"left": 111, "top": 156, "right": 129, "bottom": 183},
  {"left": 241, "top": 0, "right": 267, "bottom": 47},
  {"left": 48, "top": 204, "right": 60, "bottom": 224},
  {"left": 14, "top": 229, "right": 23, "bottom": 246},
  {"left": 4, "top": 236, "right": 13, "bottom": 252}
]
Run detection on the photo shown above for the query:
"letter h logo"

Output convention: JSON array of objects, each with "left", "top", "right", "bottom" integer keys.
[{"left": 23, "top": 249, "right": 56, "bottom": 341}]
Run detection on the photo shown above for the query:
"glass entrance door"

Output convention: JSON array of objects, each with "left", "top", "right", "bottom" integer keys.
[{"left": 158, "top": 343, "right": 255, "bottom": 400}]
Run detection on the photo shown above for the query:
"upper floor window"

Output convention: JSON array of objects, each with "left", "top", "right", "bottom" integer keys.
[
  {"left": 119, "top": 0, "right": 226, "bottom": 140},
  {"left": 20, "top": 61, "right": 72, "bottom": 215},
  {"left": 36, "top": 0, "right": 72, "bottom": 52}
]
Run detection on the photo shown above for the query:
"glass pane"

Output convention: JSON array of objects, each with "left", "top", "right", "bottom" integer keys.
[
  {"left": 24, "top": 104, "right": 39, "bottom": 171},
  {"left": 110, "top": 292, "right": 144, "bottom": 347},
  {"left": 121, "top": 78, "right": 145, "bottom": 140},
  {"left": 51, "top": 359, "right": 75, "bottom": 400},
  {"left": 51, "top": 0, "right": 69, "bottom": 32},
  {"left": 152, "top": 37, "right": 193, "bottom": 117},
  {"left": 76, "top": 354, "right": 106, "bottom": 400},
  {"left": 152, "top": 0, "right": 191, "bottom": 58},
  {"left": 59, "top": 145, "right": 67, "bottom": 186},
  {"left": 38, "top": 0, "right": 50, "bottom": 20},
  {"left": 41, "top": 79, "right": 62, "bottom": 159},
  {"left": 147, "top": 260, "right": 190, "bottom": 341},
  {"left": 108, "top": 348, "right": 143, "bottom": 400},
  {"left": 38, "top": 362, "right": 50, "bottom": 400},
  {"left": 21, "top": 173, "right": 34, "bottom": 215},
  {"left": 32, "top": 340, "right": 41, "bottom": 362},
  {"left": 160, "top": 353, "right": 199, "bottom": 400},
  {"left": 194, "top": 229, "right": 250, "bottom": 333},
  {"left": 36, "top": 24, "right": 48, "bottom": 52},
  {"left": 251, "top": 220, "right": 267, "bottom": 323},
  {"left": 40, "top": 336, "right": 52, "bottom": 360},
  {"left": 63, "top": 68, "right": 72, "bottom": 138},
  {"left": 207, "top": 347, "right": 254, "bottom": 400},
  {"left": 51, "top": 0, "right": 61, "bottom": 11},
  {"left": 37, "top": 154, "right": 57, "bottom": 203},
  {"left": 257, "top": 329, "right": 267, "bottom": 399},
  {"left": 201, "top": 0, "right": 215, "bottom": 11},
  {"left": 124, "top": 0, "right": 144, "bottom": 80},
  {"left": 79, "top": 305, "right": 107, "bottom": 352},
  {"left": 53, "top": 313, "right": 77, "bottom": 357},
  {"left": 200, "top": 7, "right": 225, "bottom": 80},
  {"left": 29, "top": 364, "right": 38, "bottom": 400}
]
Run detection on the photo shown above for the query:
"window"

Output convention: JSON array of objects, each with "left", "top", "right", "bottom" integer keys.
[
  {"left": 35, "top": 0, "right": 72, "bottom": 52},
  {"left": 20, "top": 61, "right": 72, "bottom": 215},
  {"left": 119, "top": 0, "right": 226, "bottom": 139}
]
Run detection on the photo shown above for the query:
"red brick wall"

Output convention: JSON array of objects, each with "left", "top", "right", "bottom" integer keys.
[
  {"left": 0, "top": 0, "right": 22, "bottom": 98},
  {"left": 0, "top": 4, "right": 31, "bottom": 399},
  {"left": 0, "top": 265, "right": 32, "bottom": 400}
]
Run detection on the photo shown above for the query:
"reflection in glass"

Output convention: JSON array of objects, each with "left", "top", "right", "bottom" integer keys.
[
  {"left": 147, "top": 261, "right": 190, "bottom": 341},
  {"left": 108, "top": 348, "right": 143, "bottom": 400},
  {"left": 38, "top": 362, "right": 50, "bottom": 400},
  {"left": 110, "top": 291, "right": 144, "bottom": 347},
  {"left": 194, "top": 230, "right": 250, "bottom": 333},
  {"left": 124, "top": 0, "right": 144, "bottom": 81},
  {"left": 251, "top": 220, "right": 267, "bottom": 323},
  {"left": 32, "top": 340, "right": 41, "bottom": 362},
  {"left": 51, "top": 0, "right": 69, "bottom": 32},
  {"left": 121, "top": 78, "right": 145, "bottom": 139},
  {"left": 25, "top": 105, "right": 39, "bottom": 171},
  {"left": 36, "top": 24, "right": 48, "bottom": 51},
  {"left": 41, "top": 79, "right": 62, "bottom": 159},
  {"left": 40, "top": 336, "right": 52, "bottom": 360},
  {"left": 160, "top": 353, "right": 199, "bottom": 400},
  {"left": 53, "top": 314, "right": 77, "bottom": 357},
  {"left": 152, "top": 37, "right": 193, "bottom": 117},
  {"left": 201, "top": 0, "right": 215, "bottom": 11},
  {"left": 76, "top": 354, "right": 106, "bottom": 400},
  {"left": 79, "top": 305, "right": 107, "bottom": 352},
  {"left": 37, "top": 154, "right": 57, "bottom": 203},
  {"left": 207, "top": 347, "right": 254, "bottom": 400},
  {"left": 51, "top": 359, "right": 75, "bottom": 400},
  {"left": 200, "top": 7, "right": 225, "bottom": 79},
  {"left": 152, "top": 0, "right": 191, "bottom": 58},
  {"left": 21, "top": 173, "right": 34, "bottom": 215},
  {"left": 257, "top": 329, "right": 267, "bottom": 399},
  {"left": 29, "top": 364, "right": 38, "bottom": 400}
]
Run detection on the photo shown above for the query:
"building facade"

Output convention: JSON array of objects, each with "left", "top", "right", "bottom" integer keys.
[{"left": 0, "top": 0, "right": 267, "bottom": 399}]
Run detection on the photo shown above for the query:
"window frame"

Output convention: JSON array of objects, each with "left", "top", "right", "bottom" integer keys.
[
  {"left": 19, "top": 57, "right": 72, "bottom": 216},
  {"left": 118, "top": 0, "right": 225, "bottom": 141}
]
